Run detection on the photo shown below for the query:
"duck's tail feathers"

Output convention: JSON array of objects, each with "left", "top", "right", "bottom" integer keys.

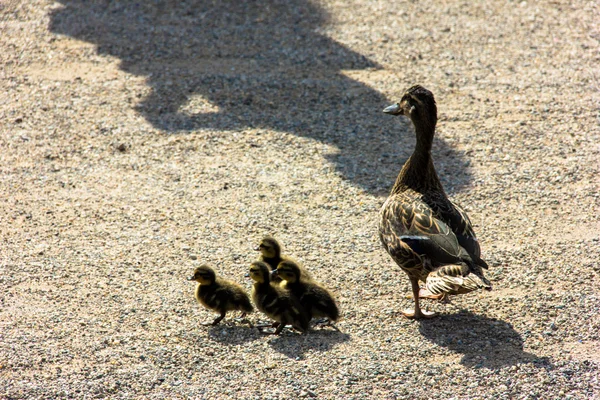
[{"left": 426, "top": 264, "right": 492, "bottom": 295}]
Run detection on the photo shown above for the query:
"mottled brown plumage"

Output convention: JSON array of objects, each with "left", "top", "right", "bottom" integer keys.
[
  {"left": 249, "top": 261, "right": 309, "bottom": 334},
  {"left": 188, "top": 265, "right": 253, "bottom": 325},
  {"left": 379, "top": 85, "right": 491, "bottom": 319},
  {"left": 274, "top": 260, "right": 340, "bottom": 328}
]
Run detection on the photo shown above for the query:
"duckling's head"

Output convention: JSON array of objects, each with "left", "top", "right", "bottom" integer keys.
[
  {"left": 249, "top": 261, "right": 271, "bottom": 284},
  {"left": 188, "top": 265, "right": 216, "bottom": 285},
  {"left": 256, "top": 236, "right": 281, "bottom": 259},
  {"left": 383, "top": 85, "right": 437, "bottom": 127},
  {"left": 274, "top": 260, "right": 302, "bottom": 283}
]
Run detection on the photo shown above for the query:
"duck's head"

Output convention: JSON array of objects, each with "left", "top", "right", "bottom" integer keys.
[
  {"left": 273, "top": 260, "right": 301, "bottom": 283},
  {"left": 255, "top": 236, "right": 281, "bottom": 259},
  {"left": 383, "top": 85, "right": 437, "bottom": 127},
  {"left": 188, "top": 265, "right": 216, "bottom": 285},
  {"left": 249, "top": 261, "right": 271, "bottom": 284}
]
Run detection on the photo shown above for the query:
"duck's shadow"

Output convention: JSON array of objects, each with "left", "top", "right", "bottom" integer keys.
[
  {"left": 267, "top": 328, "right": 351, "bottom": 360},
  {"left": 49, "top": 0, "right": 473, "bottom": 196},
  {"left": 205, "top": 323, "right": 262, "bottom": 345},
  {"left": 419, "top": 310, "right": 550, "bottom": 369}
]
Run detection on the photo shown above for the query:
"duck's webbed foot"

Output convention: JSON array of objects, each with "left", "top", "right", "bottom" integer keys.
[
  {"left": 211, "top": 312, "right": 226, "bottom": 326},
  {"left": 404, "top": 278, "right": 438, "bottom": 319},
  {"left": 312, "top": 318, "right": 340, "bottom": 331},
  {"left": 402, "top": 308, "right": 437, "bottom": 319}
]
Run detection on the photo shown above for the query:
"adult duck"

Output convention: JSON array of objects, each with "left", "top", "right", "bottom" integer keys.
[{"left": 379, "top": 85, "right": 491, "bottom": 319}]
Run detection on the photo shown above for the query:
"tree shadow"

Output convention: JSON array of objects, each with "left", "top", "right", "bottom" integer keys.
[
  {"left": 48, "top": 0, "right": 472, "bottom": 195},
  {"left": 267, "top": 328, "right": 351, "bottom": 360},
  {"left": 419, "top": 310, "right": 550, "bottom": 369}
]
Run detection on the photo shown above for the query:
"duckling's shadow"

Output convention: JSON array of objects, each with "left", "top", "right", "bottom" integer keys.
[
  {"left": 267, "top": 328, "right": 351, "bottom": 360},
  {"left": 205, "top": 324, "right": 262, "bottom": 345},
  {"left": 419, "top": 311, "right": 549, "bottom": 369}
]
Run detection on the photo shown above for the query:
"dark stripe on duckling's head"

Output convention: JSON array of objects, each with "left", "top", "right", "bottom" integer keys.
[
  {"left": 249, "top": 261, "right": 271, "bottom": 283},
  {"left": 276, "top": 260, "right": 301, "bottom": 283},
  {"left": 188, "top": 265, "right": 216, "bottom": 285},
  {"left": 257, "top": 236, "right": 281, "bottom": 258}
]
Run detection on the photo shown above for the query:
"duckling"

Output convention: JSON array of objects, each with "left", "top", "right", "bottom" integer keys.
[
  {"left": 248, "top": 261, "right": 309, "bottom": 335},
  {"left": 379, "top": 85, "right": 491, "bottom": 319},
  {"left": 255, "top": 236, "right": 312, "bottom": 283},
  {"left": 188, "top": 265, "right": 253, "bottom": 326},
  {"left": 273, "top": 260, "right": 340, "bottom": 329}
]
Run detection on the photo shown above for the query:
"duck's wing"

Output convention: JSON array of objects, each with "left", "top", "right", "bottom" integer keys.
[
  {"left": 380, "top": 197, "right": 473, "bottom": 270},
  {"left": 443, "top": 200, "right": 487, "bottom": 269}
]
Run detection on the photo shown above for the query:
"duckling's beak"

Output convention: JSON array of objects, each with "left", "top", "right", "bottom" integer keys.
[
  {"left": 270, "top": 269, "right": 279, "bottom": 278},
  {"left": 244, "top": 272, "right": 250, "bottom": 278},
  {"left": 254, "top": 246, "right": 260, "bottom": 251},
  {"left": 187, "top": 276, "right": 195, "bottom": 281},
  {"left": 383, "top": 103, "right": 402, "bottom": 115}
]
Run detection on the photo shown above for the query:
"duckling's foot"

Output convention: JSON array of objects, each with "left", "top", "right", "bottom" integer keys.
[
  {"left": 210, "top": 313, "right": 226, "bottom": 325},
  {"left": 313, "top": 318, "right": 340, "bottom": 331},
  {"left": 236, "top": 317, "right": 254, "bottom": 328},
  {"left": 402, "top": 308, "right": 437, "bottom": 319},
  {"left": 254, "top": 321, "right": 280, "bottom": 329}
]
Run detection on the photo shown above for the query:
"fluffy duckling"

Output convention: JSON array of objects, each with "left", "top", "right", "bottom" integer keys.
[
  {"left": 188, "top": 265, "right": 253, "bottom": 326},
  {"left": 248, "top": 261, "right": 309, "bottom": 335},
  {"left": 273, "top": 260, "right": 340, "bottom": 328},
  {"left": 255, "top": 236, "right": 312, "bottom": 282},
  {"left": 379, "top": 85, "right": 491, "bottom": 319}
]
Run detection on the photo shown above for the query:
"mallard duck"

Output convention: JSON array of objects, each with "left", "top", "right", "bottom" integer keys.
[
  {"left": 188, "top": 265, "right": 253, "bottom": 325},
  {"left": 255, "top": 236, "right": 313, "bottom": 282},
  {"left": 273, "top": 260, "right": 340, "bottom": 329},
  {"left": 248, "top": 261, "right": 309, "bottom": 334},
  {"left": 379, "top": 85, "right": 491, "bottom": 319}
]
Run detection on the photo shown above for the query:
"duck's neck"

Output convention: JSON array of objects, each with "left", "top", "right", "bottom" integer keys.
[{"left": 391, "top": 120, "right": 444, "bottom": 195}]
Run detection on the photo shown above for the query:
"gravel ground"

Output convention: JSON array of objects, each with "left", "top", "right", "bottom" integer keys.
[{"left": 1, "top": 0, "right": 599, "bottom": 399}]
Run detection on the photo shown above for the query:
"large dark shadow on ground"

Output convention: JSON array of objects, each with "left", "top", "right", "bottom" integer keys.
[
  {"left": 49, "top": 0, "right": 472, "bottom": 194},
  {"left": 419, "top": 311, "right": 549, "bottom": 369}
]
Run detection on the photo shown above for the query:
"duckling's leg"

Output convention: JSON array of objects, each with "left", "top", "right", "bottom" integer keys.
[
  {"left": 403, "top": 278, "right": 437, "bottom": 319},
  {"left": 211, "top": 311, "right": 227, "bottom": 325},
  {"left": 238, "top": 313, "right": 254, "bottom": 328},
  {"left": 274, "top": 321, "right": 286, "bottom": 335}
]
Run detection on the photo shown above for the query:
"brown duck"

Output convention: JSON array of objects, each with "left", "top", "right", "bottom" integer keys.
[{"left": 379, "top": 85, "right": 491, "bottom": 319}]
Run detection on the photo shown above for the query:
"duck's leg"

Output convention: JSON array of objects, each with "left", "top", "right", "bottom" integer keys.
[
  {"left": 238, "top": 312, "right": 254, "bottom": 328},
  {"left": 274, "top": 321, "right": 286, "bottom": 335},
  {"left": 403, "top": 278, "right": 437, "bottom": 319},
  {"left": 211, "top": 311, "right": 227, "bottom": 325}
]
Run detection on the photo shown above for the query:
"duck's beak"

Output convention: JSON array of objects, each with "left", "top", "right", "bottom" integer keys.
[
  {"left": 254, "top": 246, "right": 260, "bottom": 251},
  {"left": 244, "top": 272, "right": 250, "bottom": 278},
  {"left": 270, "top": 269, "right": 279, "bottom": 278},
  {"left": 383, "top": 103, "right": 402, "bottom": 115},
  {"left": 187, "top": 276, "right": 195, "bottom": 281}
]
